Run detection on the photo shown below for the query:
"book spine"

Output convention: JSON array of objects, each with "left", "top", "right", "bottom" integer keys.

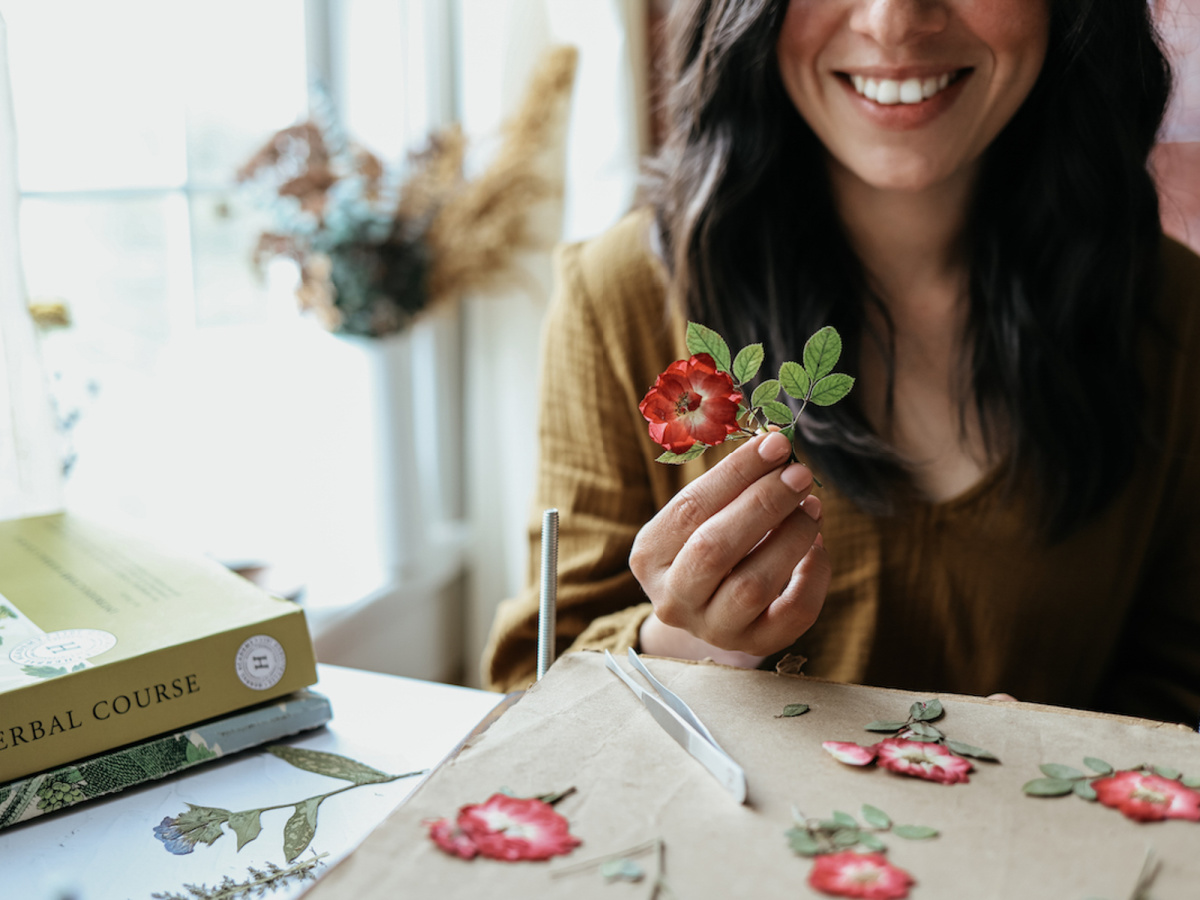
[
  {"left": 0, "top": 609, "right": 318, "bottom": 783},
  {"left": 0, "top": 689, "right": 333, "bottom": 828}
]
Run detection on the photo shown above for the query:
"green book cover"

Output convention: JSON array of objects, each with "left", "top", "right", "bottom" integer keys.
[
  {"left": 0, "top": 687, "right": 333, "bottom": 828},
  {"left": 0, "top": 512, "right": 319, "bottom": 783}
]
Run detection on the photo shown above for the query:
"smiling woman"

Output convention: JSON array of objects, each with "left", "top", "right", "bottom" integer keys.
[{"left": 483, "top": 0, "right": 1200, "bottom": 729}]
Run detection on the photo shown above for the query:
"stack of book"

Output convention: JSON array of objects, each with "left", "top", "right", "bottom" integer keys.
[{"left": 0, "top": 512, "right": 327, "bottom": 826}]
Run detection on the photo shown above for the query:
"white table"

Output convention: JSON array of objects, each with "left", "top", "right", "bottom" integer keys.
[{"left": 2, "top": 664, "right": 503, "bottom": 900}]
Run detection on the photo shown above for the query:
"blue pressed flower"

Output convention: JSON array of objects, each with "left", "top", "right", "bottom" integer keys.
[{"left": 153, "top": 816, "right": 196, "bottom": 855}]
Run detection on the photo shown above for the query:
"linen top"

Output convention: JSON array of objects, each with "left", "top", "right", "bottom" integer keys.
[{"left": 481, "top": 210, "right": 1200, "bottom": 726}]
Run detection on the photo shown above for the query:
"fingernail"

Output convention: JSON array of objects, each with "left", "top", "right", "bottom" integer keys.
[
  {"left": 757, "top": 432, "right": 791, "bottom": 463},
  {"left": 780, "top": 463, "right": 812, "bottom": 492},
  {"left": 801, "top": 495, "right": 822, "bottom": 521}
]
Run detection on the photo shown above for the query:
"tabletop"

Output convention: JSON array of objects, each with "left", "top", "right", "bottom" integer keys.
[{"left": 1, "top": 664, "right": 503, "bottom": 900}]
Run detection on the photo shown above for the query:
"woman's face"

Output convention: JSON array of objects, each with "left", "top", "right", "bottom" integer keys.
[{"left": 776, "top": 0, "right": 1049, "bottom": 195}]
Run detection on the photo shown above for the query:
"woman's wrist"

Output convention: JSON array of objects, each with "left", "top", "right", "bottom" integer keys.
[{"left": 637, "top": 611, "right": 766, "bottom": 669}]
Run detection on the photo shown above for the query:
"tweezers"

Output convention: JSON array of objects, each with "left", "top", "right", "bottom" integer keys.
[{"left": 605, "top": 648, "right": 747, "bottom": 804}]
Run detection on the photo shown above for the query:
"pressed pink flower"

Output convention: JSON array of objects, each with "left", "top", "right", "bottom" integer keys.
[
  {"left": 639, "top": 353, "right": 743, "bottom": 453},
  {"left": 874, "top": 738, "right": 973, "bottom": 785},
  {"left": 426, "top": 817, "right": 478, "bottom": 859},
  {"left": 456, "top": 794, "right": 581, "bottom": 861},
  {"left": 1091, "top": 770, "right": 1200, "bottom": 823},
  {"left": 808, "top": 851, "right": 915, "bottom": 899},
  {"left": 822, "top": 741, "right": 879, "bottom": 766}
]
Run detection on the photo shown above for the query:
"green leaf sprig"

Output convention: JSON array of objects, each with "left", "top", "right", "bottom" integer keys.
[
  {"left": 657, "top": 322, "right": 855, "bottom": 475},
  {"left": 1022, "top": 758, "right": 1200, "bottom": 799},
  {"left": 150, "top": 853, "right": 327, "bottom": 900},
  {"left": 786, "top": 804, "right": 938, "bottom": 857},
  {"left": 865, "top": 699, "right": 999, "bottom": 763}
]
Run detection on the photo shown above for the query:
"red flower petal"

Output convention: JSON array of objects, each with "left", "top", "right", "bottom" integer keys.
[
  {"left": 1092, "top": 770, "right": 1200, "bottom": 823},
  {"left": 822, "top": 741, "right": 879, "bottom": 766},
  {"left": 874, "top": 738, "right": 972, "bottom": 785},
  {"left": 426, "top": 817, "right": 478, "bottom": 859},
  {"left": 809, "top": 851, "right": 915, "bottom": 899},
  {"left": 640, "top": 353, "right": 743, "bottom": 453},
  {"left": 456, "top": 794, "right": 581, "bottom": 862}
]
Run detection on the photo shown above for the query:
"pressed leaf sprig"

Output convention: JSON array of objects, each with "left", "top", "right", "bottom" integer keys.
[
  {"left": 550, "top": 837, "right": 676, "bottom": 897},
  {"left": 153, "top": 746, "right": 423, "bottom": 862},
  {"left": 786, "top": 805, "right": 936, "bottom": 899},
  {"left": 1023, "top": 758, "right": 1200, "bottom": 822},
  {"left": 640, "top": 323, "right": 855, "bottom": 476},
  {"left": 822, "top": 699, "right": 999, "bottom": 785},
  {"left": 150, "top": 854, "right": 326, "bottom": 900}
]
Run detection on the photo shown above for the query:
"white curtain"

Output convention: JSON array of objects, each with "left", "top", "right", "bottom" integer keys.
[
  {"left": 456, "top": 0, "right": 649, "bottom": 683},
  {"left": 0, "top": 14, "right": 62, "bottom": 521}
]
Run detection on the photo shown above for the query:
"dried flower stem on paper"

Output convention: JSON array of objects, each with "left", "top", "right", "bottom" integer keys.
[{"left": 150, "top": 853, "right": 326, "bottom": 900}]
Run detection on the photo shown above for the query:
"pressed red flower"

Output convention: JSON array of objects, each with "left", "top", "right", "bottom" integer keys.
[
  {"left": 639, "top": 353, "right": 743, "bottom": 453},
  {"left": 426, "top": 817, "right": 478, "bottom": 859},
  {"left": 874, "top": 738, "right": 973, "bottom": 785},
  {"left": 1091, "top": 770, "right": 1200, "bottom": 823},
  {"left": 455, "top": 794, "right": 581, "bottom": 861},
  {"left": 822, "top": 741, "right": 879, "bottom": 766},
  {"left": 808, "top": 851, "right": 915, "bottom": 899}
]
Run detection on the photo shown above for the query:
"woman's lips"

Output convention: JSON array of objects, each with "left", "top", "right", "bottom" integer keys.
[{"left": 836, "top": 68, "right": 972, "bottom": 131}]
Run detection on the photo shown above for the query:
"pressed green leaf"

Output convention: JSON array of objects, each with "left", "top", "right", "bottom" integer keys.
[
  {"left": 1039, "top": 763, "right": 1085, "bottom": 781},
  {"left": 832, "top": 810, "right": 857, "bottom": 829},
  {"left": 282, "top": 797, "right": 322, "bottom": 863},
  {"left": 761, "top": 400, "right": 795, "bottom": 426},
  {"left": 686, "top": 322, "right": 732, "bottom": 372},
  {"left": 860, "top": 805, "right": 892, "bottom": 830},
  {"left": 802, "top": 326, "right": 842, "bottom": 380},
  {"left": 1083, "top": 756, "right": 1113, "bottom": 775},
  {"left": 777, "top": 703, "right": 810, "bottom": 718},
  {"left": 786, "top": 828, "right": 821, "bottom": 857},
  {"left": 1153, "top": 765, "right": 1181, "bottom": 781},
  {"left": 172, "top": 804, "right": 232, "bottom": 848},
  {"left": 1022, "top": 777, "right": 1075, "bottom": 797},
  {"left": 945, "top": 740, "right": 1000, "bottom": 763},
  {"left": 779, "top": 361, "right": 811, "bottom": 400},
  {"left": 892, "top": 824, "right": 938, "bottom": 840},
  {"left": 858, "top": 832, "right": 886, "bottom": 852},
  {"left": 228, "top": 809, "right": 263, "bottom": 852},
  {"left": 732, "top": 343, "right": 765, "bottom": 383},
  {"left": 864, "top": 720, "right": 907, "bottom": 733},
  {"left": 910, "top": 699, "right": 943, "bottom": 722},
  {"left": 808, "top": 373, "right": 855, "bottom": 407},
  {"left": 268, "top": 746, "right": 393, "bottom": 785},
  {"left": 656, "top": 445, "right": 708, "bottom": 465},
  {"left": 751, "top": 379, "right": 782, "bottom": 409},
  {"left": 1073, "top": 780, "right": 1098, "bottom": 801},
  {"left": 832, "top": 828, "right": 860, "bottom": 847},
  {"left": 1181, "top": 774, "right": 1200, "bottom": 789},
  {"left": 817, "top": 819, "right": 844, "bottom": 832},
  {"left": 907, "top": 722, "right": 943, "bottom": 741},
  {"left": 600, "top": 858, "right": 645, "bottom": 883}
]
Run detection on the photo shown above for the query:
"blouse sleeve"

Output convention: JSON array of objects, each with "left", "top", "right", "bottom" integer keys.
[{"left": 481, "top": 218, "right": 680, "bottom": 692}]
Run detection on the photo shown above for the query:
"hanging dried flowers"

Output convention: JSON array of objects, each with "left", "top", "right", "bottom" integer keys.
[
  {"left": 821, "top": 699, "right": 998, "bottom": 785},
  {"left": 425, "top": 790, "right": 581, "bottom": 862},
  {"left": 786, "top": 804, "right": 937, "bottom": 899},
  {"left": 238, "top": 46, "right": 578, "bottom": 338},
  {"left": 642, "top": 323, "right": 854, "bottom": 474},
  {"left": 1023, "top": 758, "right": 1200, "bottom": 823}
]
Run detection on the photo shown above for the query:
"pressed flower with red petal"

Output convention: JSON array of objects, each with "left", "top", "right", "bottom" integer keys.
[
  {"left": 639, "top": 353, "right": 743, "bottom": 453},
  {"left": 822, "top": 741, "right": 879, "bottom": 766},
  {"left": 808, "top": 851, "right": 915, "bottom": 899},
  {"left": 874, "top": 737, "right": 973, "bottom": 785},
  {"left": 426, "top": 817, "right": 478, "bottom": 859},
  {"left": 455, "top": 793, "right": 581, "bottom": 861},
  {"left": 1091, "top": 770, "right": 1200, "bottom": 823}
]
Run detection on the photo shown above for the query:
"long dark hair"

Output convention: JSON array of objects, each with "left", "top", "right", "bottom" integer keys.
[{"left": 646, "top": 0, "right": 1172, "bottom": 537}]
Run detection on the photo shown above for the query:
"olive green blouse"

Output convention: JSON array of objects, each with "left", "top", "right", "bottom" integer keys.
[{"left": 482, "top": 210, "right": 1200, "bottom": 726}]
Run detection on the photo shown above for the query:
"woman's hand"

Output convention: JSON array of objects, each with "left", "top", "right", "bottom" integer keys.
[{"left": 631, "top": 431, "right": 831, "bottom": 663}]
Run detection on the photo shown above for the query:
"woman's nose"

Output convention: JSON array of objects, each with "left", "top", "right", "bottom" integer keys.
[{"left": 849, "top": 0, "right": 950, "bottom": 48}]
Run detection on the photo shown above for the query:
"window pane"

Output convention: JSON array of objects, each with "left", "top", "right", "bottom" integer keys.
[
  {"left": 20, "top": 194, "right": 192, "bottom": 374},
  {"left": 180, "top": 0, "right": 309, "bottom": 188},
  {"left": 5, "top": 0, "right": 189, "bottom": 191}
]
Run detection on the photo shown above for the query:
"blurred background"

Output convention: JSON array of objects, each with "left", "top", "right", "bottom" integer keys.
[{"left": 0, "top": 0, "right": 1196, "bottom": 688}]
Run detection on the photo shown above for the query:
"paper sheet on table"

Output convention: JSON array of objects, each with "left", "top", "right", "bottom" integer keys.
[{"left": 302, "top": 651, "right": 1200, "bottom": 899}]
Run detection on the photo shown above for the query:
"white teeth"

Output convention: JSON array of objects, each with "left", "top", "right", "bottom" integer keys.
[{"left": 851, "top": 72, "right": 957, "bottom": 105}]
